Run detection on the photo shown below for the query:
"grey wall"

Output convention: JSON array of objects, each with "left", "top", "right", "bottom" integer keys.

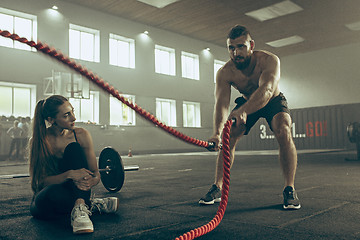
[
  {"left": 1, "top": 0, "right": 360, "bottom": 156},
  {"left": 280, "top": 42, "right": 360, "bottom": 109}
]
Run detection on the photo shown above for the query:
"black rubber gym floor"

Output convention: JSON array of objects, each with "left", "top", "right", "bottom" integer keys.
[{"left": 1, "top": 149, "right": 360, "bottom": 240}]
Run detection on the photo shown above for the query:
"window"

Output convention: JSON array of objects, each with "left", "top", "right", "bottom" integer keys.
[
  {"left": 69, "top": 24, "right": 100, "bottom": 62},
  {"left": 69, "top": 91, "right": 99, "bottom": 124},
  {"left": 0, "top": 82, "right": 36, "bottom": 117},
  {"left": 155, "top": 45, "right": 176, "bottom": 76},
  {"left": 181, "top": 51, "right": 199, "bottom": 80},
  {"left": 0, "top": 7, "right": 37, "bottom": 51},
  {"left": 109, "top": 94, "right": 136, "bottom": 126},
  {"left": 214, "top": 60, "right": 226, "bottom": 83},
  {"left": 156, "top": 98, "right": 176, "bottom": 127},
  {"left": 183, "top": 101, "right": 201, "bottom": 128},
  {"left": 109, "top": 33, "right": 135, "bottom": 68}
]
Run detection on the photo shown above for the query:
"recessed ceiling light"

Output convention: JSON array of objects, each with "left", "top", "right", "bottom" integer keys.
[
  {"left": 143, "top": 31, "right": 149, "bottom": 35},
  {"left": 345, "top": 21, "right": 360, "bottom": 31},
  {"left": 266, "top": 35, "right": 304, "bottom": 48},
  {"left": 52, "top": 5, "right": 58, "bottom": 10},
  {"left": 245, "top": 0, "right": 303, "bottom": 22}
]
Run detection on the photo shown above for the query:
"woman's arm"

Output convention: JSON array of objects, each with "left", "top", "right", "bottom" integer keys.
[
  {"left": 75, "top": 128, "right": 101, "bottom": 188},
  {"left": 42, "top": 168, "right": 95, "bottom": 188}
]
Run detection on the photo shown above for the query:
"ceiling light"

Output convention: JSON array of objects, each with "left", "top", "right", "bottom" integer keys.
[
  {"left": 205, "top": 47, "right": 210, "bottom": 51},
  {"left": 51, "top": 5, "right": 58, "bottom": 10},
  {"left": 143, "top": 31, "right": 149, "bottom": 35},
  {"left": 137, "top": 0, "right": 180, "bottom": 8},
  {"left": 266, "top": 35, "right": 304, "bottom": 48},
  {"left": 245, "top": 0, "right": 303, "bottom": 22},
  {"left": 345, "top": 21, "right": 360, "bottom": 31}
]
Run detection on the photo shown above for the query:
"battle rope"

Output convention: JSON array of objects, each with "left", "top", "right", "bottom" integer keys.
[
  {"left": 0, "top": 30, "right": 232, "bottom": 239},
  {"left": 175, "top": 119, "right": 232, "bottom": 240}
]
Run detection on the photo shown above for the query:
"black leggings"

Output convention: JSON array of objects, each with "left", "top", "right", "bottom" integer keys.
[{"left": 30, "top": 142, "right": 91, "bottom": 220}]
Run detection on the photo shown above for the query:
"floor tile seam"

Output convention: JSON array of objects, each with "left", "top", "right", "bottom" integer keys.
[
  {"left": 275, "top": 201, "right": 350, "bottom": 229},
  {"left": 111, "top": 221, "right": 193, "bottom": 239}
]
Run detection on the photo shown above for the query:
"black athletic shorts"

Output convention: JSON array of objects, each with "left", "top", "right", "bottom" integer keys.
[{"left": 232, "top": 92, "right": 290, "bottom": 135}]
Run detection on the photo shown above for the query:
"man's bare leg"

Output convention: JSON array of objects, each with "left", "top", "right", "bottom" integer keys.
[
  {"left": 271, "top": 112, "right": 298, "bottom": 187},
  {"left": 272, "top": 112, "right": 301, "bottom": 209}
]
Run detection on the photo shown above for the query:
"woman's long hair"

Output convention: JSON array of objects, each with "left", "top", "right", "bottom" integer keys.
[{"left": 29, "top": 95, "right": 68, "bottom": 193}]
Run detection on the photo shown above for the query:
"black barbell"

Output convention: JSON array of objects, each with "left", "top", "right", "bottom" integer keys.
[{"left": 0, "top": 146, "right": 138, "bottom": 193}]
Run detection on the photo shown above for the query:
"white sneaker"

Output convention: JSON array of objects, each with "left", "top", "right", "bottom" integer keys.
[
  {"left": 70, "top": 204, "right": 94, "bottom": 234},
  {"left": 90, "top": 197, "right": 119, "bottom": 214}
]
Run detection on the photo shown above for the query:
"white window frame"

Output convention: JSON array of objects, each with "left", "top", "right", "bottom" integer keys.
[
  {"left": 109, "top": 94, "right": 136, "bottom": 126},
  {"left": 156, "top": 98, "right": 177, "bottom": 127},
  {"left": 0, "top": 7, "right": 37, "bottom": 52},
  {"left": 181, "top": 51, "right": 199, "bottom": 80},
  {"left": 183, "top": 101, "right": 201, "bottom": 128},
  {"left": 0, "top": 81, "right": 36, "bottom": 117},
  {"left": 69, "top": 91, "right": 99, "bottom": 124},
  {"left": 109, "top": 33, "right": 135, "bottom": 69},
  {"left": 69, "top": 24, "right": 100, "bottom": 62},
  {"left": 214, "top": 60, "right": 226, "bottom": 83},
  {"left": 155, "top": 45, "right": 176, "bottom": 76}
]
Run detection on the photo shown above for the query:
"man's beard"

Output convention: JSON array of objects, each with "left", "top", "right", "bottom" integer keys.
[{"left": 232, "top": 56, "right": 251, "bottom": 70}]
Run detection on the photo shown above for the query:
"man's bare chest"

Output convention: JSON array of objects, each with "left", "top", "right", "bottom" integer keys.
[{"left": 231, "top": 74, "right": 260, "bottom": 97}]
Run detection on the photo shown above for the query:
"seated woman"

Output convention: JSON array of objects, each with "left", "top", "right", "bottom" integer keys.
[{"left": 29, "top": 95, "right": 119, "bottom": 234}]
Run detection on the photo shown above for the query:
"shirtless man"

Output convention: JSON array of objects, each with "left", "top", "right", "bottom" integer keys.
[{"left": 199, "top": 25, "right": 300, "bottom": 210}]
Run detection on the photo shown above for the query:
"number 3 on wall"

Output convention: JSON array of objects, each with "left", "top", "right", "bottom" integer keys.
[{"left": 260, "top": 124, "right": 267, "bottom": 139}]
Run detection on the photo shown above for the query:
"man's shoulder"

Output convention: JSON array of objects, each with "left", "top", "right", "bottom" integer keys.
[
  {"left": 254, "top": 50, "right": 279, "bottom": 61},
  {"left": 218, "top": 60, "right": 234, "bottom": 74}
]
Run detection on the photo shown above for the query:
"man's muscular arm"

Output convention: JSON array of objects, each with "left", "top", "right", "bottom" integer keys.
[
  {"left": 229, "top": 54, "right": 280, "bottom": 127},
  {"left": 208, "top": 69, "right": 231, "bottom": 148}
]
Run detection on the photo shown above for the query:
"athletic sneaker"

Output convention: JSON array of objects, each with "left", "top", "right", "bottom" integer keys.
[
  {"left": 90, "top": 197, "right": 119, "bottom": 214},
  {"left": 283, "top": 186, "right": 301, "bottom": 210},
  {"left": 199, "top": 184, "right": 222, "bottom": 205},
  {"left": 71, "top": 204, "right": 93, "bottom": 234}
]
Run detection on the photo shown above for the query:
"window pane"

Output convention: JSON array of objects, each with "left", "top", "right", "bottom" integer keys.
[
  {"left": 0, "top": 13, "right": 13, "bottom": 48},
  {"left": 187, "top": 104, "right": 195, "bottom": 127},
  {"left": 117, "top": 40, "right": 130, "bottom": 68},
  {"left": 69, "top": 29, "right": 80, "bottom": 59},
  {"left": 183, "top": 101, "right": 200, "bottom": 127},
  {"left": 80, "top": 95, "right": 93, "bottom": 122},
  {"left": 110, "top": 95, "right": 135, "bottom": 125},
  {"left": 109, "top": 38, "right": 118, "bottom": 65},
  {"left": 109, "top": 34, "right": 135, "bottom": 69},
  {"left": 182, "top": 52, "right": 199, "bottom": 80},
  {"left": 155, "top": 46, "right": 175, "bottom": 76},
  {"left": 110, "top": 96, "right": 123, "bottom": 125},
  {"left": 80, "top": 31, "right": 94, "bottom": 61},
  {"left": 14, "top": 17, "right": 31, "bottom": 50},
  {"left": 155, "top": 49, "right": 170, "bottom": 74},
  {"left": 13, "top": 88, "right": 30, "bottom": 116},
  {"left": 156, "top": 98, "right": 176, "bottom": 126},
  {"left": 161, "top": 101, "right": 170, "bottom": 125},
  {"left": 0, "top": 86, "right": 12, "bottom": 116}
]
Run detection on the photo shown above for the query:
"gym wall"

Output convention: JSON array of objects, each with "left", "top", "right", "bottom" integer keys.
[{"left": 0, "top": 0, "right": 359, "bottom": 156}]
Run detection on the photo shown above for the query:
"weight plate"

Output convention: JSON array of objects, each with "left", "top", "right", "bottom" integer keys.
[
  {"left": 347, "top": 122, "right": 359, "bottom": 143},
  {"left": 99, "top": 147, "right": 125, "bottom": 192}
]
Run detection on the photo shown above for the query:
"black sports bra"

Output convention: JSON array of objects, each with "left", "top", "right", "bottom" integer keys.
[{"left": 73, "top": 130, "right": 78, "bottom": 142}]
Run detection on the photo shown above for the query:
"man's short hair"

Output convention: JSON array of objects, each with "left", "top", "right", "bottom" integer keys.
[{"left": 227, "top": 25, "right": 250, "bottom": 39}]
